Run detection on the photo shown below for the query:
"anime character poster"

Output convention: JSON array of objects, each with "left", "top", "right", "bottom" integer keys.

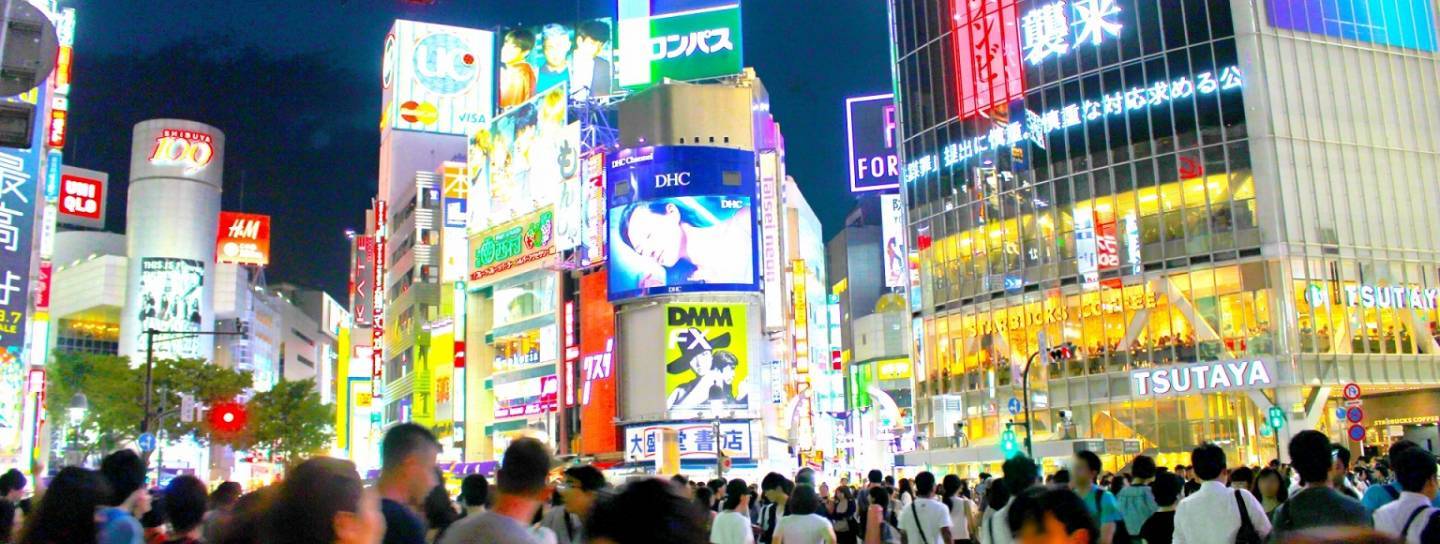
[
  {"left": 469, "top": 83, "right": 575, "bottom": 233},
  {"left": 664, "top": 303, "right": 748, "bottom": 411},
  {"left": 136, "top": 257, "right": 205, "bottom": 359}
]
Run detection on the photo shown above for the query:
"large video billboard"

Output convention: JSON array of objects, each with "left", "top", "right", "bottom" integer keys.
[
  {"left": 845, "top": 94, "right": 900, "bottom": 193},
  {"left": 498, "top": 18, "right": 616, "bottom": 109},
  {"left": 606, "top": 146, "right": 757, "bottom": 301},
  {"left": 1268, "top": 0, "right": 1437, "bottom": 52},
  {"left": 467, "top": 84, "right": 578, "bottom": 233},
  {"left": 382, "top": 20, "right": 495, "bottom": 136},
  {"left": 136, "top": 258, "right": 205, "bottom": 359},
  {"left": 216, "top": 212, "right": 271, "bottom": 266},
  {"left": 665, "top": 303, "right": 748, "bottom": 411},
  {"left": 617, "top": 0, "right": 743, "bottom": 89}
]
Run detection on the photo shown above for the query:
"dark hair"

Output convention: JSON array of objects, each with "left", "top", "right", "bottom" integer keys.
[
  {"left": 1393, "top": 447, "right": 1438, "bottom": 493},
  {"left": 99, "top": 449, "right": 147, "bottom": 506},
  {"left": 1003, "top": 455, "right": 1039, "bottom": 494},
  {"left": 914, "top": 472, "right": 937, "bottom": 497},
  {"left": 576, "top": 20, "right": 611, "bottom": 44},
  {"left": 504, "top": 28, "right": 536, "bottom": 52},
  {"left": 164, "top": 475, "right": 208, "bottom": 533},
  {"left": 0, "top": 468, "right": 26, "bottom": 494},
  {"left": 941, "top": 474, "right": 962, "bottom": 510},
  {"left": 565, "top": 465, "right": 608, "bottom": 492},
  {"left": 381, "top": 423, "right": 440, "bottom": 473},
  {"left": 1007, "top": 485, "right": 1098, "bottom": 544},
  {"left": 15, "top": 466, "right": 110, "bottom": 544},
  {"left": 586, "top": 479, "right": 708, "bottom": 544},
  {"left": 1051, "top": 469, "right": 1071, "bottom": 485},
  {"left": 694, "top": 487, "right": 714, "bottom": 514},
  {"left": 215, "top": 486, "right": 278, "bottom": 544},
  {"left": 1108, "top": 475, "right": 1126, "bottom": 496},
  {"left": 1131, "top": 455, "right": 1157, "bottom": 480},
  {"left": 723, "top": 479, "right": 750, "bottom": 511},
  {"left": 1289, "top": 430, "right": 1334, "bottom": 484},
  {"left": 1229, "top": 467, "right": 1255, "bottom": 488},
  {"left": 787, "top": 485, "right": 824, "bottom": 516},
  {"left": 1190, "top": 443, "right": 1226, "bottom": 481},
  {"left": 424, "top": 479, "right": 458, "bottom": 532},
  {"left": 868, "top": 470, "right": 884, "bottom": 484},
  {"left": 898, "top": 478, "right": 913, "bottom": 497},
  {"left": 140, "top": 492, "right": 167, "bottom": 529},
  {"left": 796, "top": 468, "right": 816, "bottom": 487},
  {"left": 671, "top": 474, "right": 690, "bottom": 488},
  {"left": 1151, "top": 473, "right": 1183, "bottom": 507},
  {"left": 265, "top": 457, "right": 363, "bottom": 544},
  {"left": 885, "top": 476, "right": 896, "bottom": 486},
  {"left": 1389, "top": 439, "right": 1420, "bottom": 459},
  {"left": 497, "top": 437, "right": 553, "bottom": 495},
  {"left": 985, "top": 478, "right": 1011, "bottom": 511},
  {"left": 761, "top": 472, "right": 785, "bottom": 492},
  {"left": 461, "top": 475, "right": 489, "bottom": 508},
  {"left": 868, "top": 486, "right": 891, "bottom": 509},
  {"left": 708, "top": 478, "right": 726, "bottom": 495},
  {"left": 1255, "top": 468, "right": 1289, "bottom": 503},
  {"left": 1075, "top": 450, "right": 1102, "bottom": 479},
  {"left": 210, "top": 481, "right": 242, "bottom": 510},
  {"left": 1331, "top": 445, "right": 1352, "bottom": 470}
]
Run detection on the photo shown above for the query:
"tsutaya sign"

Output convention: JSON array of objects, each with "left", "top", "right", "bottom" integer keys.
[
  {"left": 1131, "top": 359, "right": 1274, "bottom": 397},
  {"left": 1306, "top": 283, "right": 1440, "bottom": 310}
]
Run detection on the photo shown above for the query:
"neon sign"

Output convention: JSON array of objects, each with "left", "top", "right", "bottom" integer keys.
[
  {"left": 149, "top": 129, "right": 215, "bottom": 174},
  {"left": 903, "top": 66, "right": 1244, "bottom": 182},
  {"left": 1022, "top": 0, "right": 1123, "bottom": 65}
]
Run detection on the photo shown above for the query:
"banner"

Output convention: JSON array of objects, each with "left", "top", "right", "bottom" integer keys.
[
  {"left": 498, "top": 18, "right": 616, "bottom": 108},
  {"left": 578, "top": 269, "right": 618, "bottom": 453},
  {"left": 382, "top": 20, "right": 495, "bottom": 136},
  {"left": 624, "top": 421, "right": 754, "bottom": 462},
  {"left": 135, "top": 257, "right": 205, "bottom": 359},
  {"left": 469, "top": 208, "right": 555, "bottom": 286},
  {"left": 57, "top": 167, "right": 105, "bottom": 229},
  {"left": 467, "top": 84, "right": 576, "bottom": 233},
  {"left": 216, "top": 212, "right": 271, "bottom": 266},
  {"left": 617, "top": 0, "right": 743, "bottom": 89},
  {"left": 664, "top": 303, "right": 748, "bottom": 411},
  {"left": 880, "top": 194, "right": 907, "bottom": 288}
]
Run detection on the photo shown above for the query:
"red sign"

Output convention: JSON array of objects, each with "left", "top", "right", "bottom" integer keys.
[
  {"left": 371, "top": 201, "right": 388, "bottom": 396},
  {"left": 34, "top": 261, "right": 51, "bottom": 310},
  {"left": 453, "top": 340, "right": 466, "bottom": 369},
  {"left": 1342, "top": 382, "right": 1361, "bottom": 400},
  {"left": 149, "top": 129, "right": 215, "bottom": 173},
  {"left": 1097, "top": 220, "right": 1119, "bottom": 269},
  {"left": 1348, "top": 423, "right": 1366, "bottom": 442},
  {"left": 47, "top": 107, "right": 67, "bottom": 149},
  {"left": 578, "top": 269, "right": 619, "bottom": 454},
  {"left": 952, "top": 0, "right": 1026, "bottom": 120},
  {"left": 216, "top": 212, "right": 272, "bottom": 266},
  {"left": 58, "top": 174, "right": 102, "bottom": 220}
]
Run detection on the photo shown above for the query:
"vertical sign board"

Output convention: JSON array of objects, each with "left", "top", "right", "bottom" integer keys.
[
  {"left": 0, "top": 82, "right": 48, "bottom": 368},
  {"left": 382, "top": 20, "right": 495, "bottom": 136},
  {"left": 351, "top": 236, "right": 374, "bottom": 327},
  {"left": 578, "top": 269, "right": 618, "bottom": 454},
  {"left": 1074, "top": 211, "right": 1099, "bottom": 290},
  {"left": 439, "top": 162, "right": 469, "bottom": 283},
  {"left": 952, "top": 0, "right": 1026, "bottom": 120},
  {"left": 617, "top": 0, "right": 744, "bottom": 89},
  {"left": 845, "top": 94, "right": 900, "bottom": 193},
  {"left": 664, "top": 303, "right": 749, "bottom": 412},
  {"left": 372, "top": 201, "right": 388, "bottom": 398},
  {"left": 758, "top": 151, "right": 784, "bottom": 328},
  {"left": 880, "top": 194, "right": 907, "bottom": 288},
  {"left": 579, "top": 151, "right": 608, "bottom": 266}
]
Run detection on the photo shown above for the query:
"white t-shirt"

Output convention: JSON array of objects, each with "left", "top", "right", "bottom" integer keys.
[
  {"left": 898, "top": 498, "right": 953, "bottom": 544},
  {"left": 947, "top": 497, "right": 975, "bottom": 540},
  {"left": 712, "top": 510, "right": 755, "bottom": 544},
  {"left": 776, "top": 513, "right": 836, "bottom": 544}
]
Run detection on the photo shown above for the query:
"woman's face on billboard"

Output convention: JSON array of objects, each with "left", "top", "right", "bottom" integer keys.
[{"left": 626, "top": 203, "right": 682, "bottom": 267}]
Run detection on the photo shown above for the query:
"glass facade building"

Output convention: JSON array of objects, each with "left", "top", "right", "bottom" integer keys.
[{"left": 888, "top": 0, "right": 1440, "bottom": 469}]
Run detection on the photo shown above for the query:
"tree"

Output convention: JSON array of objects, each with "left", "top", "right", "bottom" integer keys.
[{"left": 245, "top": 378, "right": 333, "bottom": 466}]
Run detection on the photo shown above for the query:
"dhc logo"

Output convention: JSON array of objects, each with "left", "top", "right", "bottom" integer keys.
[
  {"left": 654, "top": 171, "right": 691, "bottom": 188},
  {"left": 413, "top": 32, "right": 478, "bottom": 95}
]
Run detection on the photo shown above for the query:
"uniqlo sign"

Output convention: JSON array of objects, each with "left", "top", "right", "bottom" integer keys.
[
  {"left": 58, "top": 172, "right": 104, "bottom": 223},
  {"left": 216, "top": 212, "right": 272, "bottom": 266}
]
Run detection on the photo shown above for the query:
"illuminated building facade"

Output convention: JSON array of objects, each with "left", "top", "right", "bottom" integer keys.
[{"left": 888, "top": 0, "right": 1440, "bottom": 469}]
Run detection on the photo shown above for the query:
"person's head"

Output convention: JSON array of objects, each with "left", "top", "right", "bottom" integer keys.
[
  {"left": 540, "top": 24, "right": 571, "bottom": 69},
  {"left": 15, "top": 466, "right": 110, "bottom": 544},
  {"left": 210, "top": 481, "right": 242, "bottom": 511},
  {"left": 942, "top": 474, "right": 963, "bottom": 500},
  {"left": 501, "top": 28, "right": 536, "bottom": 64},
  {"left": 1151, "top": 473, "right": 1183, "bottom": 508},
  {"left": 1175, "top": 464, "right": 1189, "bottom": 479},
  {"left": 914, "top": 472, "right": 938, "bottom": 497},
  {"left": 1228, "top": 466, "right": 1255, "bottom": 491},
  {"left": 898, "top": 478, "right": 913, "bottom": 496},
  {"left": 884, "top": 475, "right": 896, "bottom": 487},
  {"left": 868, "top": 486, "right": 890, "bottom": 509},
  {"left": 561, "top": 465, "right": 608, "bottom": 517},
  {"left": 1256, "top": 468, "right": 1288, "bottom": 502},
  {"left": 670, "top": 474, "right": 690, "bottom": 491},
  {"left": 621, "top": 200, "right": 713, "bottom": 268},
  {"left": 707, "top": 478, "right": 725, "bottom": 499},
  {"left": 1051, "top": 469, "right": 1071, "bottom": 485},
  {"left": 380, "top": 423, "right": 441, "bottom": 502},
  {"left": 837, "top": 485, "right": 853, "bottom": 501},
  {"left": 586, "top": 478, "right": 708, "bottom": 544},
  {"left": 787, "top": 484, "right": 824, "bottom": 516},
  {"left": 723, "top": 479, "right": 751, "bottom": 511},
  {"left": 100, "top": 449, "right": 149, "bottom": 512},
  {"left": 1289, "top": 430, "right": 1336, "bottom": 485},
  {"left": 1389, "top": 439, "right": 1420, "bottom": 459},
  {"left": 796, "top": 468, "right": 816, "bottom": 487},
  {"left": 1072, "top": 450, "right": 1102, "bottom": 485},
  {"left": 574, "top": 20, "right": 611, "bottom": 58},
  {"left": 164, "top": 475, "right": 208, "bottom": 535},
  {"left": 1007, "top": 485, "right": 1098, "bottom": 544},
  {"left": 1392, "top": 447, "right": 1439, "bottom": 499},
  {"left": 496, "top": 437, "right": 554, "bottom": 502},
  {"left": 1003, "top": 455, "right": 1040, "bottom": 495},
  {"left": 1131, "top": 455, "right": 1157, "bottom": 482},
  {"left": 460, "top": 475, "right": 489, "bottom": 509},
  {"left": 761, "top": 473, "right": 793, "bottom": 503},
  {"left": 0, "top": 468, "right": 26, "bottom": 501},
  {"left": 868, "top": 470, "right": 884, "bottom": 485},
  {"left": 1190, "top": 443, "right": 1227, "bottom": 482},
  {"left": 1330, "top": 444, "right": 1352, "bottom": 486},
  {"left": 423, "top": 477, "right": 458, "bottom": 530},
  {"left": 693, "top": 487, "right": 713, "bottom": 513},
  {"left": 266, "top": 457, "right": 382, "bottom": 544}
]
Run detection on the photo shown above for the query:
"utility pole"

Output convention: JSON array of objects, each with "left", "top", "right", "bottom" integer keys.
[{"left": 140, "top": 325, "right": 249, "bottom": 435}]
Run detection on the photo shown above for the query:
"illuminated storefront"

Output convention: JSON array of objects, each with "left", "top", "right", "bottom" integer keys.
[{"left": 888, "top": 0, "right": 1440, "bottom": 469}]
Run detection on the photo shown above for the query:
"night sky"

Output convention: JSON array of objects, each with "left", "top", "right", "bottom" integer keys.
[{"left": 65, "top": 0, "right": 892, "bottom": 300}]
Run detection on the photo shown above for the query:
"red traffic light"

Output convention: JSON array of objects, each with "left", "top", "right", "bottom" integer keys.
[
  {"left": 1048, "top": 342, "right": 1077, "bottom": 361},
  {"left": 208, "top": 401, "right": 247, "bottom": 434}
]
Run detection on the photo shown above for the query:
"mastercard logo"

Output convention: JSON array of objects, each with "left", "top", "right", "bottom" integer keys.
[{"left": 399, "top": 101, "right": 439, "bottom": 124}]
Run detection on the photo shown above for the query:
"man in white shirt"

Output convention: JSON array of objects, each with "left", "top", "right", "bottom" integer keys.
[
  {"left": 899, "top": 472, "right": 953, "bottom": 544},
  {"left": 713, "top": 479, "right": 756, "bottom": 544},
  {"left": 1374, "top": 448, "right": 1438, "bottom": 544},
  {"left": 1173, "top": 443, "right": 1271, "bottom": 544}
]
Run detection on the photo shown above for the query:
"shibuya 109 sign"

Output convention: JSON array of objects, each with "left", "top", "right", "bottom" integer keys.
[
  {"left": 469, "top": 208, "right": 555, "bottom": 285},
  {"left": 149, "top": 129, "right": 215, "bottom": 174},
  {"left": 1131, "top": 359, "right": 1274, "bottom": 397}
]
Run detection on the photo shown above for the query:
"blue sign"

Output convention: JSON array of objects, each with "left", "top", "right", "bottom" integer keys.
[
  {"left": 844, "top": 94, "right": 899, "bottom": 193},
  {"left": 1346, "top": 406, "right": 1364, "bottom": 424},
  {"left": 1336, "top": 407, "right": 1347, "bottom": 420},
  {"left": 1007, "top": 397, "right": 1022, "bottom": 415},
  {"left": 0, "top": 84, "right": 47, "bottom": 353},
  {"left": 606, "top": 146, "right": 758, "bottom": 302},
  {"left": 138, "top": 432, "right": 156, "bottom": 452},
  {"left": 1268, "top": 0, "right": 1437, "bottom": 52},
  {"left": 1003, "top": 275, "right": 1024, "bottom": 293},
  {"left": 1348, "top": 424, "right": 1366, "bottom": 442}
]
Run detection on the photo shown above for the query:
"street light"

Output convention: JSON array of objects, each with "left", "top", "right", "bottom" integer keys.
[{"left": 68, "top": 391, "right": 88, "bottom": 425}]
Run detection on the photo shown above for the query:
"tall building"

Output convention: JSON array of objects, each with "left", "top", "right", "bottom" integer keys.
[{"left": 888, "top": 0, "right": 1440, "bottom": 470}]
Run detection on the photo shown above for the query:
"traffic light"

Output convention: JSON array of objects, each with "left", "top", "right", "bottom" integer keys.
[
  {"left": 1000, "top": 422, "right": 1021, "bottom": 459},
  {"left": 1047, "top": 342, "right": 1078, "bottom": 361},
  {"left": 208, "top": 401, "right": 247, "bottom": 434}
]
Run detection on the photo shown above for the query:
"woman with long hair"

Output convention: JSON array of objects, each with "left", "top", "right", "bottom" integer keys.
[
  {"left": 265, "top": 457, "right": 383, "bottom": 544},
  {"left": 895, "top": 479, "right": 914, "bottom": 515},
  {"left": 864, "top": 486, "right": 898, "bottom": 544},
  {"left": 829, "top": 486, "right": 858, "bottom": 544},
  {"left": 1255, "top": 468, "right": 1288, "bottom": 515},
  {"left": 940, "top": 475, "right": 976, "bottom": 544},
  {"left": 16, "top": 466, "right": 111, "bottom": 544},
  {"left": 774, "top": 486, "right": 836, "bottom": 544}
]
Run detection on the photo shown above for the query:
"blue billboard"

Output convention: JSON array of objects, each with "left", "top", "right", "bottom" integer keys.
[
  {"left": 1268, "top": 0, "right": 1438, "bottom": 52},
  {"left": 606, "top": 146, "right": 757, "bottom": 301},
  {"left": 0, "top": 85, "right": 47, "bottom": 353}
]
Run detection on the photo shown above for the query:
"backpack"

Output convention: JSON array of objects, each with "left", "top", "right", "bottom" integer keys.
[
  {"left": 1234, "top": 491, "right": 1262, "bottom": 544},
  {"left": 1093, "top": 490, "right": 1133, "bottom": 544}
]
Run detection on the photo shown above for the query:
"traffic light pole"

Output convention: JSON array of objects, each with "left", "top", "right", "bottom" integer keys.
[
  {"left": 140, "top": 327, "right": 249, "bottom": 436},
  {"left": 1021, "top": 350, "right": 1043, "bottom": 460}
]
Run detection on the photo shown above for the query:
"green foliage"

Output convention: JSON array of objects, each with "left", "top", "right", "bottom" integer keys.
[
  {"left": 245, "top": 378, "right": 333, "bottom": 465},
  {"left": 151, "top": 357, "right": 251, "bottom": 442}
]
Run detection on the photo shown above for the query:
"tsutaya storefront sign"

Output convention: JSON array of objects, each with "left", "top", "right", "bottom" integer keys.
[
  {"left": 1131, "top": 359, "right": 1274, "bottom": 397},
  {"left": 1306, "top": 283, "right": 1440, "bottom": 310}
]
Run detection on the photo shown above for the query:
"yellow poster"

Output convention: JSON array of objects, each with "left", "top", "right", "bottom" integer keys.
[{"left": 664, "top": 303, "right": 748, "bottom": 411}]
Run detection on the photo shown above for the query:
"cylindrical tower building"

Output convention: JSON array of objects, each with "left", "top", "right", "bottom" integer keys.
[{"left": 119, "top": 119, "right": 225, "bottom": 361}]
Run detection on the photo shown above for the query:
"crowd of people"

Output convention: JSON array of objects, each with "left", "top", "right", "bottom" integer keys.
[{"left": 0, "top": 425, "right": 1436, "bottom": 544}]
